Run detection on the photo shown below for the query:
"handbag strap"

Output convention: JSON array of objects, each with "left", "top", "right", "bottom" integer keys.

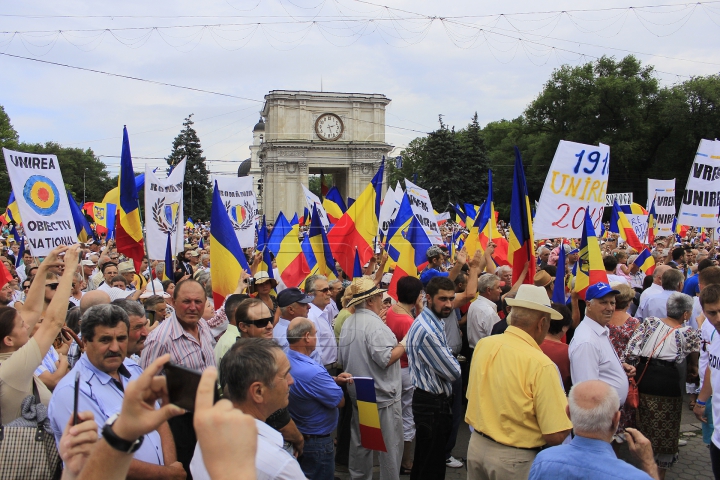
[{"left": 636, "top": 324, "right": 680, "bottom": 386}]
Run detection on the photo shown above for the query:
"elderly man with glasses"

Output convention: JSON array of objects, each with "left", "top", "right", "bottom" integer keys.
[{"left": 305, "top": 275, "right": 337, "bottom": 372}]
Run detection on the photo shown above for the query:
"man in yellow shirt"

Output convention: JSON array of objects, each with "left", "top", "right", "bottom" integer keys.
[{"left": 466, "top": 285, "right": 573, "bottom": 480}]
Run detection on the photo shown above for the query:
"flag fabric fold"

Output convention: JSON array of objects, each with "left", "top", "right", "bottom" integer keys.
[
  {"left": 210, "top": 181, "right": 251, "bottom": 307},
  {"left": 352, "top": 249, "right": 363, "bottom": 279},
  {"left": 475, "top": 171, "right": 509, "bottom": 266},
  {"left": 647, "top": 198, "right": 657, "bottom": 246},
  {"left": 0, "top": 192, "right": 21, "bottom": 225},
  {"left": 610, "top": 201, "right": 644, "bottom": 252},
  {"left": 164, "top": 232, "right": 174, "bottom": 282},
  {"left": 67, "top": 191, "right": 94, "bottom": 243},
  {"left": 308, "top": 205, "right": 338, "bottom": 279},
  {"left": 15, "top": 237, "right": 24, "bottom": 269},
  {"left": 574, "top": 208, "right": 609, "bottom": 300},
  {"left": 268, "top": 212, "right": 310, "bottom": 289},
  {"left": 633, "top": 248, "right": 656, "bottom": 276},
  {"left": 327, "top": 159, "right": 384, "bottom": 275},
  {"left": 551, "top": 242, "right": 566, "bottom": 304},
  {"left": 323, "top": 186, "right": 347, "bottom": 224},
  {"left": 507, "top": 147, "right": 536, "bottom": 285},
  {"left": 353, "top": 377, "right": 387, "bottom": 452},
  {"left": 115, "top": 127, "right": 145, "bottom": 272}
]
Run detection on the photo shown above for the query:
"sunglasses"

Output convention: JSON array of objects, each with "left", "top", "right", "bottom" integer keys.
[
  {"left": 241, "top": 317, "right": 273, "bottom": 328},
  {"left": 314, "top": 287, "right": 331, "bottom": 294},
  {"left": 46, "top": 283, "right": 59, "bottom": 290},
  {"left": 22, "top": 285, "right": 30, "bottom": 290}
]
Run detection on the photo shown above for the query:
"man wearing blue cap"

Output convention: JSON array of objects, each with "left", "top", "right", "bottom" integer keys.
[{"left": 569, "top": 283, "right": 637, "bottom": 408}]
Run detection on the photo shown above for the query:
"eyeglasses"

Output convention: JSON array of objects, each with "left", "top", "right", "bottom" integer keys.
[
  {"left": 313, "top": 287, "right": 331, "bottom": 294},
  {"left": 22, "top": 285, "right": 30, "bottom": 290},
  {"left": 241, "top": 317, "right": 273, "bottom": 328},
  {"left": 45, "top": 283, "right": 59, "bottom": 290}
]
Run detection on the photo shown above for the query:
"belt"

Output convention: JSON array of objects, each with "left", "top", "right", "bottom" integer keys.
[
  {"left": 303, "top": 433, "right": 331, "bottom": 439},
  {"left": 638, "top": 356, "right": 675, "bottom": 369},
  {"left": 473, "top": 430, "right": 543, "bottom": 452}
]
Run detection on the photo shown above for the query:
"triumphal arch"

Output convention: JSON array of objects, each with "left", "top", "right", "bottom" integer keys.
[{"left": 256, "top": 90, "right": 393, "bottom": 220}]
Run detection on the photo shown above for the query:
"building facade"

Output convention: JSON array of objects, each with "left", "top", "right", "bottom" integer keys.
[{"left": 256, "top": 90, "right": 392, "bottom": 220}]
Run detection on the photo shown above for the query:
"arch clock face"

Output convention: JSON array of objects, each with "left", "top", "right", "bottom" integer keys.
[{"left": 315, "top": 113, "right": 344, "bottom": 141}]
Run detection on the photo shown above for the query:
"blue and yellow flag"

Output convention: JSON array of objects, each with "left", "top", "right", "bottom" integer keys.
[
  {"left": 115, "top": 127, "right": 145, "bottom": 272},
  {"left": 633, "top": 248, "right": 656, "bottom": 276},
  {"left": 647, "top": 198, "right": 657, "bottom": 246},
  {"left": 0, "top": 192, "right": 21, "bottom": 225},
  {"left": 210, "top": 181, "right": 251, "bottom": 307},
  {"left": 308, "top": 205, "right": 338, "bottom": 280},
  {"left": 574, "top": 208, "right": 609, "bottom": 300},
  {"left": 508, "top": 147, "right": 535, "bottom": 285},
  {"left": 67, "top": 191, "right": 93, "bottom": 243},
  {"left": 164, "top": 231, "right": 174, "bottom": 282},
  {"left": 610, "top": 201, "right": 644, "bottom": 252},
  {"left": 323, "top": 186, "right": 347, "bottom": 224}
]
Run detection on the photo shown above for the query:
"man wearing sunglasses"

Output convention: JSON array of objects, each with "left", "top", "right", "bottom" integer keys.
[{"left": 305, "top": 275, "right": 337, "bottom": 371}]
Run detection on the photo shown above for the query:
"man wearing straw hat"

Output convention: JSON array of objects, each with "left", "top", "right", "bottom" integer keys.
[
  {"left": 338, "top": 276, "right": 406, "bottom": 480},
  {"left": 466, "top": 285, "right": 572, "bottom": 480}
]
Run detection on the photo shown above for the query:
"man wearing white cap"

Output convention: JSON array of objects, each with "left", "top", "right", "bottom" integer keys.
[
  {"left": 338, "top": 277, "right": 406, "bottom": 480},
  {"left": 466, "top": 285, "right": 572, "bottom": 480}
]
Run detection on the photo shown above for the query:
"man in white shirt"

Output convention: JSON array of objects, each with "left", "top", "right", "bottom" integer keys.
[
  {"left": 466, "top": 274, "right": 502, "bottom": 349},
  {"left": 305, "top": 275, "right": 337, "bottom": 370},
  {"left": 636, "top": 268, "right": 683, "bottom": 319},
  {"left": 569, "top": 283, "right": 636, "bottom": 406},
  {"left": 190, "top": 338, "right": 306, "bottom": 480},
  {"left": 15, "top": 249, "right": 35, "bottom": 283},
  {"left": 637, "top": 264, "right": 670, "bottom": 309}
]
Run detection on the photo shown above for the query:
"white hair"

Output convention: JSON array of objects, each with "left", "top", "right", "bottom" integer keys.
[
  {"left": 568, "top": 382, "right": 620, "bottom": 434},
  {"left": 495, "top": 266, "right": 511, "bottom": 277}
]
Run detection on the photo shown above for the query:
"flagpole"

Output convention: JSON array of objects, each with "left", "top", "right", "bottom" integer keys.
[{"left": 136, "top": 196, "right": 156, "bottom": 296}]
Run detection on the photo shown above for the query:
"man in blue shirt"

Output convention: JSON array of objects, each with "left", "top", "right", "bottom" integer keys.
[
  {"left": 529, "top": 380, "right": 658, "bottom": 480},
  {"left": 419, "top": 246, "right": 465, "bottom": 286},
  {"left": 286, "top": 317, "right": 352, "bottom": 480},
  {"left": 48, "top": 304, "right": 183, "bottom": 479}
]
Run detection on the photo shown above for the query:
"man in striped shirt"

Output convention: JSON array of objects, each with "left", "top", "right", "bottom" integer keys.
[{"left": 406, "top": 276, "right": 461, "bottom": 480}]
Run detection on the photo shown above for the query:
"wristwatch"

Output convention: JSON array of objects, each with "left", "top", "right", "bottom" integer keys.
[{"left": 102, "top": 413, "right": 144, "bottom": 453}]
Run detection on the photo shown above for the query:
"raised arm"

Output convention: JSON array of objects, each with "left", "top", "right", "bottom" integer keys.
[
  {"left": 20, "top": 245, "right": 68, "bottom": 330},
  {"left": 447, "top": 249, "right": 467, "bottom": 282},
  {"left": 453, "top": 249, "right": 481, "bottom": 308},
  {"left": 34, "top": 245, "right": 80, "bottom": 357}
]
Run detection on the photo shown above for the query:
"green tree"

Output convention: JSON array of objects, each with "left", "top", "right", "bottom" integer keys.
[
  {"left": 0, "top": 106, "right": 19, "bottom": 205},
  {"left": 308, "top": 174, "right": 333, "bottom": 199},
  {"left": 166, "top": 114, "right": 211, "bottom": 222},
  {"left": 387, "top": 136, "right": 428, "bottom": 188}
]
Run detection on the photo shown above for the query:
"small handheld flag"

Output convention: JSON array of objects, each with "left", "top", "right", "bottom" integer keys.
[
  {"left": 551, "top": 242, "right": 566, "bottom": 304},
  {"left": 164, "top": 232, "right": 174, "bottom": 281},
  {"left": 574, "top": 207, "right": 609, "bottom": 300}
]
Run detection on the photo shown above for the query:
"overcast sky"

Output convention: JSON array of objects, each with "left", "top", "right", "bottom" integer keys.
[{"left": 1, "top": 0, "right": 718, "bottom": 178}]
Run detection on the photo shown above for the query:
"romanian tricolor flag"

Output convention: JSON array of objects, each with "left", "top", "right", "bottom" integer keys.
[
  {"left": 610, "top": 201, "right": 644, "bottom": 252},
  {"left": 671, "top": 216, "right": 689, "bottom": 242},
  {"left": 507, "top": 148, "right": 535, "bottom": 285},
  {"left": 574, "top": 208, "right": 609, "bottom": 300},
  {"left": 115, "top": 127, "right": 145, "bottom": 272},
  {"left": 308, "top": 205, "right": 338, "bottom": 280},
  {"left": 300, "top": 234, "right": 317, "bottom": 285},
  {"left": 268, "top": 212, "right": 310, "bottom": 288},
  {"left": 210, "top": 182, "right": 251, "bottom": 307},
  {"left": 476, "top": 171, "right": 509, "bottom": 266},
  {"left": 354, "top": 377, "right": 387, "bottom": 452},
  {"left": 84, "top": 203, "right": 116, "bottom": 240},
  {"left": 551, "top": 242, "right": 567, "bottom": 304},
  {"left": 163, "top": 231, "right": 174, "bottom": 281},
  {"left": 454, "top": 204, "right": 467, "bottom": 227},
  {"left": 67, "top": 191, "right": 94, "bottom": 243},
  {"left": 323, "top": 186, "right": 347, "bottom": 224},
  {"left": 386, "top": 193, "right": 432, "bottom": 300},
  {"left": 0, "top": 192, "right": 21, "bottom": 225},
  {"left": 633, "top": 248, "right": 656, "bottom": 276},
  {"left": 327, "top": 159, "right": 384, "bottom": 276},
  {"left": 256, "top": 216, "right": 274, "bottom": 279},
  {"left": 647, "top": 198, "right": 657, "bottom": 246}
]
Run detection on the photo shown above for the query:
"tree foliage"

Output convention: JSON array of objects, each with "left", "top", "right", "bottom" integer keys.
[
  {"left": 400, "top": 55, "right": 720, "bottom": 215},
  {"left": 166, "top": 114, "right": 211, "bottom": 222}
]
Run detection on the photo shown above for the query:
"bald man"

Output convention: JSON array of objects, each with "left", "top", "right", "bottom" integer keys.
[
  {"left": 529, "top": 380, "right": 657, "bottom": 480},
  {"left": 79, "top": 290, "right": 111, "bottom": 315},
  {"left": 638, "top": 264, "right": 671, "bottom": 307}
]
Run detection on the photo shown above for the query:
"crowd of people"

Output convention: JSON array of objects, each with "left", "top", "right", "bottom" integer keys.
[{"left": 1, "top": 219, "right": 720, "bottom": 480}]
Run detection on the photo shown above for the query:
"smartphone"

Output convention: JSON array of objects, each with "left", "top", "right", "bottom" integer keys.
[
  {"left": 165, "top": 362, "right": 221, "bottom": 411},
  {"left": 72, "top": 371, "right": 80, "bottom": 426},
  {"left": 145, "top": 309, "right": 156, "bottom": 325}
]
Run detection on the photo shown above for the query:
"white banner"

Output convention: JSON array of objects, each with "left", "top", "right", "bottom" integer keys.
[
  {"left": 3, "top": 148, "right": 78, "bottom": 255},
  {"left": 605, "top": 192, "right": 632, "bottom": 207},
  {"left": 678, "top": 139, "right": 720, "bottom": 228},
  {"left": 301, "top": 185, "right": 330, "bottom": 230},
  {"left": 212, "top": 176, "right": 258, "bottom": 248},
  {"left": 533, "top": 141, "right": 610, "bottom": 238},
  {"left": 378, "top": 184, "right": 398, "bottom": 237},
  {"left": 145, "top": 160, "right": 186, "bottom": 260},
  {"left": 404, "top": 178, "right": 443, "bottom": 244},
  {"left": 626, "top": 214, "right": 648, "bottom": 244},
  {"left": 647, "top": 179, "right": 676, "bottom": 235}
]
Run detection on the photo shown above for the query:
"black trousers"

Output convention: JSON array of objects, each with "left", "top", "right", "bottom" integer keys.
[
  {"left": 712, "top": 442, "right": 720, "bottom": 480},
  {"left": 169, "top": 412, "right": 196, "bottom": 480},
  {"left": 410, "top": 389, "right": 453, "bottom": 480}
]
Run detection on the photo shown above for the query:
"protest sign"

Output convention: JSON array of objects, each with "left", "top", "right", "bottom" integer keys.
[
  {"left": 378, "top": 185, "right": 398, "bottom": 237},
  {"left": 605, "top": 193, "right": 632, "bottom": 207},
  {"left": 533, "top": 141, "right": 610, "bottom": 239},
  {"left": 301, "top": 185, "right": 330, "bottom": 230},
  {"left": 625, "top": 214, "right": 648, "bottom": 244},
  {"left": 145, "top": 160, "right": 186, "bottom": 260},
  {"left": 404, "top": 178, "right": 443, "bottom": 244},
  {"left": 647, "top": 179, "right": 676, "bottom": 235},
  {"left": 3, "top": 148, "right": 78, "bottom": 255},
  {"left": 212, "top": 175, "right": 258, "bottom": 248},
  {"left": 678, "top": 139, "right": 720, "bottom": 228}
]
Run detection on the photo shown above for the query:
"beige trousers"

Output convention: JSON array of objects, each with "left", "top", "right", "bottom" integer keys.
[{"left": 466, "top": 431, "right": 538, "bottom": 480}]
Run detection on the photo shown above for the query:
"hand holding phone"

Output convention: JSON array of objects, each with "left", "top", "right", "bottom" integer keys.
[
  {"left": 73, "top": 371, "right": 81, "bottom": 426},
  {"left": 165, "top": 362, "right": 221, "bottom": 411}
]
